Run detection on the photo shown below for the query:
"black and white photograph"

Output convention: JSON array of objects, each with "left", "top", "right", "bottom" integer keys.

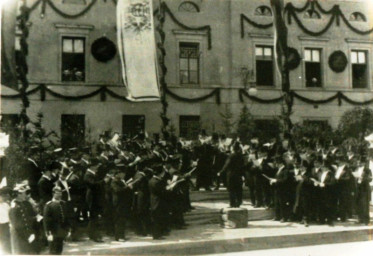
[{"left": 1, "top": 0, "right": 373, "bottom": 255}]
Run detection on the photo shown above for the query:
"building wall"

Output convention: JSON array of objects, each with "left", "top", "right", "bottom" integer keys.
[{"left": 1, "top": 0, "right": 373, "bottom": 140}]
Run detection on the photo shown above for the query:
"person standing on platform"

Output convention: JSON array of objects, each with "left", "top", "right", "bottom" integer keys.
[
  {"left": 218, "top": 142, "right": 246, "bottom": 208},
  {"left": 355, "top": 159, "right": 372, "bottom": 225},
  {"left": 149, "top": 164, "right": 167, "bottom": 240},
  {"left": 43, "top": 186, "right": 71, "bottom": 255}
]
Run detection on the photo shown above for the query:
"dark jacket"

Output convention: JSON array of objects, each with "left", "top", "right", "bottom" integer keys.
[
  {"left": 43, "top": 200, "right": 71, "bottom": 238},
  {"left": 148, "top": 176, "right": 166, "bottom": 212}
]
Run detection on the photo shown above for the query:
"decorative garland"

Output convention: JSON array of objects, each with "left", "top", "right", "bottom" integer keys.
[
  {"left": 31, "top": 0, "right": 99, "bottom": 19},
  {"left": 238, "top": 89, "right": 373, "bottom": 106},
  {"left": 241, "top": 0, "right": 373, "bottom": 38},
  {"left": 328, "top": 51, "right": 347, "bottom": 73},
  {"left": 26, "top": 1, "right": 212, "bottom": 49},
  {"left": 239, "top": 89, "right": 283, "bottom": 104},
  {"left": 165, "top": 87, "right": 220, "bottom": 104},
  {"left": 1, "top": 84, "right": 222, "bottom": 104},
  {"left": 161, "top": 3, "right": 212, "bottom": 50},
  {"left": 240, "top": 14, "right": 272, "bottom": 38},
  {"left": 91, "top": 37, "right": 117, "bottom": 62}
]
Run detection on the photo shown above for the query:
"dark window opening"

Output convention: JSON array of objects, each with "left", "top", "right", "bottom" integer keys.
[
  {"left": 351, "top": 50, "right": 368, "bottom": 89},
  {"left": 62, "top": 37, "right": 85, "bottom": 82},
  {"left": 61, "top": 115, "right": 85, "bottom": 149},
  {"left": 180, "top": 115, "right": 200, "bottom": 140},
  {"left": 179, "top": 42, "right": 199, "bottom": 84},
  {"left": 254, "top": 119, "right": 280, "bottom": 141},
  {"left": 305, "top": 48, "right": 322, "bottom": 87},
  {"left": 256, "top": 45, "right": 274, "bottom": 86},
  {"left": 122, "top": 115, "right": 145, "bottom": 138}
]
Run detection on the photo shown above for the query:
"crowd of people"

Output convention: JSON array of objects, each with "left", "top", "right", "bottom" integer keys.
[{"left": 0, "top": 130, "right": 371, "bottom": 255}]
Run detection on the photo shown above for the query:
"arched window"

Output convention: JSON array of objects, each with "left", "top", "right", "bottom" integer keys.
[
  {"left": 350, "top": 12, "right": 366, "bottom": 22},
  {"left": 178, "top": 1, "right": 199, "bottom": 13},
  {"left": 304, "top": 10, "right": 321, "bottom": 19},
  {"left": 255, "top": 6, "right": 272, "bottom": 16}
]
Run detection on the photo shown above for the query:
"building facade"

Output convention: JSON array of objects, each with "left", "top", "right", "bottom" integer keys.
[{"left": 1, "top": 0, "right": 373, "bottom": 144}]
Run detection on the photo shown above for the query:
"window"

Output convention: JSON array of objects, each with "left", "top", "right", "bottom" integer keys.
[
  {"left": 62, "top": 0, "right": 86, "bottom": 4},
  {"left": 255, "top": 45, "right": 274, "bottom": 86},
  {"left": 255, "top": 6, "right": 272, "bottom": 16},
  {"left": 350, "top": 12, "right": 366, "bottom": 22},
  {"left": 254, "top": 119, "right": 280, "bottom": 141},
  {"left": 62, "top": 37, "right": 85, "bottom": 82},
  {"left": 351, "top": 50, "right": 368, "bottom": 88},
  {"left": 180, "top": 116, "right": 200, "bottom": 140},
  {"left": 303, "top": 120, "right": 329, "bottom": 129},
  {"left": 179, "top": 42, "right": 199, "bottom": 84},
  {"left": 304, "top": 48, "right": 322, "bottom": 87},
  {"left": 122, "top": 115, "right": 145, "bottom": 138},
  {"left": 61, "top": 115, "right": 85, "bottom": 149},
  {"left": 304, "top": 10, "right": 321, "bottom": 19},
  {"left": 178, "top": 1, "right": 199, "bottom": 13}
]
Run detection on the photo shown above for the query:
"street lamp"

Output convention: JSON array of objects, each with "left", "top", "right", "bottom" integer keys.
[{"left": 241, "top": 67, "right": 257, "bottom": 96}]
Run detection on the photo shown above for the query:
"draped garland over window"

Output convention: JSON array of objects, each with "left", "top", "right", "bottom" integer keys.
[
  {"left": 1, "top": 85, "right": 222, "bottom": 104},
  {"left": 28, "top": 1, "right": 212, "bottom": 49},
  {"left": 238, "top": 89, "right": 373, "bottom": 106},
  {"left": 241, "top": 0, "right": 373, "bottom": 38}
]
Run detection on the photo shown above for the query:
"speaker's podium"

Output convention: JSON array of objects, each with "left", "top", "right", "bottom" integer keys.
[{"left": 220, "top": 207, "right": 248, "bottom": 228}]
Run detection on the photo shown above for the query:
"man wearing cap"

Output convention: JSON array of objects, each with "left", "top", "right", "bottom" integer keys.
[
  {"left": 9, "top": 182, "right": 40, "bottom": 254},
  {"left": 43, "top": 186, "right": 71, "bottom": 254}
]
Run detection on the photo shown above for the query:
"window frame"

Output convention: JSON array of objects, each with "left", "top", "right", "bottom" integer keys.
[
  {"left": 350, "top": 49, "right": 369, "bottom": 89},
  {"left": 61, "top": 36, "right": 86, "bottom": 82},
  {"left": 178, "top": 41, "right": 201, "bottom": 86},
  {"left": 255, "top": 44, "right": 275, "bottom": 87},
  {"left": 304, "top": 48, "right": 323, "bottom": 88},
  {"left": 61, "top": 114, "right": 85, "bottom": 149},
  {"left": 178, "top": 1, "right": 200, "bottom": 13},
  {"left": 350, "top": 12, "right": 366, "bottom": 22},
  {"left": 179, "top": 115, "right": 200, "bottom": 140},
  {"left": 254, "top": 5, "right": 272, "bottom": 16}
]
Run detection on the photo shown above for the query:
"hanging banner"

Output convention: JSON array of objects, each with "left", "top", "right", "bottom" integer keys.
[
  {"left": 1, "top": 0, "right": 19, "bottom": 90},
  {"left": 117, "top": 0, "right": 160, "bottom": 101}
]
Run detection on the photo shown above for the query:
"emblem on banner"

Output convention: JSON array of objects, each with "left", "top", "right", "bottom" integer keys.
[{"left": 125, "top": 2, "right": 151, "bottom": 32}]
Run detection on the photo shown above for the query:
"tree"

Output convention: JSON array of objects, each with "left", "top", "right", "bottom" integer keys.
[
  {"left": 236, "top": 105, "right": 256, "bottom": 144},
  {"left": 4, "top": 113, "right": 58, "bottom": 186},
  {"left": 338, "top": 107, "right": 373, "bottom": 140}
]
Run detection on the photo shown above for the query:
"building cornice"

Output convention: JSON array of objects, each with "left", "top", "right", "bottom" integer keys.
[
  {"left": 298, "top": 36, "right": 330, "bottom": 42},
  {"left": 248, "top": 33, "right": 273, "bottom": 39},
  {"left": 345, "top": 38, "right": 373, "bottom": 44},
  {"left": 172, "top": 30, "right": 208, "bottom": 36},
  {"left": 54, "top": 23, "right": 95, "bottom": 31}
]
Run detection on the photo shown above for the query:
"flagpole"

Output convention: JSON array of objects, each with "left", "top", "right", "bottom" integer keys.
[
  {"left": 270, "top": 0, "right": 293, "bottom": 138},
  {"left": 156, "top": 0, "right": 170, "bottom": 138},
  {"left": 17, "top": 0, "right": 31, "bottom": 141}
]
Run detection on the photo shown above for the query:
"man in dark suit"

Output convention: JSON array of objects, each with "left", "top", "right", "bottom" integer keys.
[
  {"left": 218, "top": 142, "right": 246, "bottom": 208},
  {"left": 43, "top": 186, "right": 71, "bottom": 255},
  {"left": 84, "top": 159, "right": 104, "bottom": 242},
  {"left": 149, "top": 164, "right": 167, "bottom": 239},
  {"left": 38, "top": 162, "right": 59, "bottom": 211}
]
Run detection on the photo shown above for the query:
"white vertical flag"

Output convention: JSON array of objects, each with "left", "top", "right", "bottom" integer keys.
[{"left": 117, "top": 0, "right": 160, "bottom": 101}]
